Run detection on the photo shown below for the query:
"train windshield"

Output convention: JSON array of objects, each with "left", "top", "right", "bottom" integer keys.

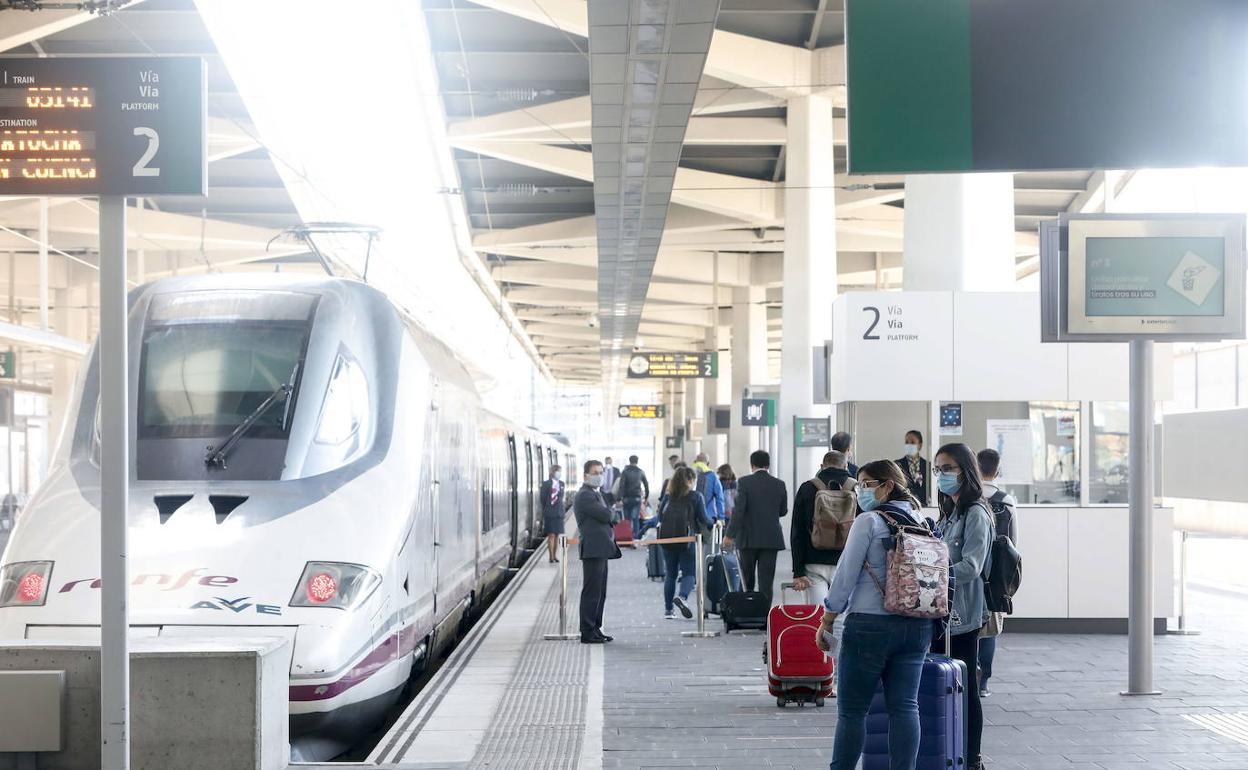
[{"left": 138, "top": 291, "right": 316, "bottom": 441}]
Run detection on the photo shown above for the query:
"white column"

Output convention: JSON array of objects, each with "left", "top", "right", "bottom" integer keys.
[
  {"left": 780, "top": 94, "right": 837, "bottom": 491},
  {"left": 729, "top": 284, "right": 766, "bottom": 474},
  {"left": 705, "top": 327, "right": 728, "bottom": 464},
  {"left": 902, "top": 173, "right": 1017, "bottom": 291},
  {"left": 682, "top": 378, "right": 703, "bottom": 461}
]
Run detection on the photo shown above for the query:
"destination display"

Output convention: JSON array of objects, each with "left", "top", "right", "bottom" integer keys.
[
  {"left": 1047, "top": 214, "right": 1247, "bottom": 341},
  {"left": 794, "top": 417, "right": 831, "bottom": 448},
  {"left": 0, "top": 57, "right": 205, "bottom": 195},
  {"left": 626, "top": 351, "right": 718, "bottom": 379},
  {"left": 617, "top": 404, "right": 665, "bottom": 419}
]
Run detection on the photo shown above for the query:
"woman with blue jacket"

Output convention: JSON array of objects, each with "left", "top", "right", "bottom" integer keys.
[
  {"left": 931, "top": 442, "right": 994, "bottom": 770},
  {"left": 816, "top": 459, "right": 929, "bottom": 770}
]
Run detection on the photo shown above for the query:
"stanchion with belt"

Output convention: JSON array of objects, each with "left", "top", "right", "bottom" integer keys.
[{"left": 543, "top": 533, "right": 720, "bottom": 640}]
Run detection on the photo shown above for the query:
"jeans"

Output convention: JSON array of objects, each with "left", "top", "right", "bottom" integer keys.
[
  {"left": 661, "top": 543, "right": 696, "bottom": 612},
  {"left": 829, "top": 613, "right": 932, "bottom": 770},
  {"left": 623, "top": 497, "right": 642, "bottom": 539},
  {"left": 978, "top": 635, "right": 997, "bottom": 689}
]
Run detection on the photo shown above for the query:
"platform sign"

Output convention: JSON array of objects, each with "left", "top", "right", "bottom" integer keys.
[
  {"left": 627, "top": 351, "right": 717, "bottom": 379},
  {"left": 1042, "top": 214, "right": 1246, "bottom": 342},
  {"left": 617, "top": 404, "right": 664, "bottom": 419},
  {"left": 0, "top": 351, "right": 13, "bottom": 379},
  {"left": 664, "top": 435, "right": 681, "bottom": 449},
  {"left": 794, "top": 417, "right": 831, "bottom": 448},
  {"left": 741, "top": 398, "right": 775, "bottom": 427},
  {"left": 0, "top": 57, "right": 206, "bottom": 196}
]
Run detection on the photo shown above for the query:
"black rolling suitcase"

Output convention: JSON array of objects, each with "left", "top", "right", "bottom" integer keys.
[
  {"left": 646, "top": 542, "right": 666, "bottom": 581},
  {"left": 705, "top": 523, "right": 743, "bottom": 615},
  {"left": 721, "top": 590, "right": 768, "bottom": 632}
]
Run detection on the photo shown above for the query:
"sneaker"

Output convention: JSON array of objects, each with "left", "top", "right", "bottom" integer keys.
[
  {"left": 673, "top": 595, "right": 693, "bottom": 619},
  {"left": 664, "top": 610, "right": 678, "bottom": 620},
  {"left": 980, "top": 687, "right": 991, "bottom": 698}
]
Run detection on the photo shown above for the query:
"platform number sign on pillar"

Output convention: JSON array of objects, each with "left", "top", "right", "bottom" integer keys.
[{"left": 0, "top": 57, "right": 206, "bottom": 769}]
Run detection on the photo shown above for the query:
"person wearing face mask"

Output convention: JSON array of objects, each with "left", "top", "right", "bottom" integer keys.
[
  {"left": 574, "top": 460, "right": 622, "bottom": 644},
  {"left": 930, "top": 443, "right": 994, "bottom": 770},
  {"left": 895, "top": 429, "right": 930, "bottom": 507},
  {"left": 815, "top": 460, "right": 929, "bottom": 770},
  {"left": 540, "top": 465, "right": 566, "bottom": 564}
]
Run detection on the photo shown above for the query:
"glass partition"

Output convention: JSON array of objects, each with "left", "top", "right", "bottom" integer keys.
[{"left": 1089, "top": 402, "right": 1129, "bottom": 504}]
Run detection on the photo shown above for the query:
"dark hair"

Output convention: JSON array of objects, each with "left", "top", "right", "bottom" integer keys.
[
  {"left": 750, "top": 449, "right": 771, "bottom": 468},
  {"left": 822, "top": 450, "right": 847, "bottom": 468},
  {"left": 583, "top": 459, "right": 603, "bottom": 475},
  {"left": 831, "top": 431, "right": 853, "bottom": 453},
  {"left": 551, "top": 464, "right": 561, "bottom": 473},
  {"left": 935, "top": 443, "right": 984, "bottom": 519},
  {"left": 667, "top": 466, "right": 696, "bottom": 499},
  {"left": 858, "top": 459, "right": 922, "bottom": 512},
  {"left": 905, "top": 429, "right": 924, "bottom": 447},
  {"left": 976, "top": 448, "right": 1000, "bottom": 479},
  {"left": 717, "top": 464, "right": 736, "bottom": 483},
  {"left": 628, "top": 454, "right": 639, "bottom": 464},
  {"left": 668, "top": 454, "right": 679, "bottom": 461}
]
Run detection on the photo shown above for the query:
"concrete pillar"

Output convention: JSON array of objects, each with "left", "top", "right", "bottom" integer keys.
[
  {"left": 704, "top": 327, "right": 728, "bottom": 465},
  {"left": 902, "top": 173, "right": 1017, "bottom": 291},
  {"left": 681, "top": 378, "right": 704, "bottom": 462},
  {"left": 780, "top": 94, "right": 837, "bottom": 491},
  {"left": 729, "top": 284, "right": 766, "bottom": 474}
]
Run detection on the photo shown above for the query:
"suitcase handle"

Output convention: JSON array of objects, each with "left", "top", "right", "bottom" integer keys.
[{"left": 779, "top": 581, "right": 803, "bottom": 608}]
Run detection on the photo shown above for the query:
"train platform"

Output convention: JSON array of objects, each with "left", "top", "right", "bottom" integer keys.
[{"left": 341, "top": 536, "right": 1248, "bottom": 770}]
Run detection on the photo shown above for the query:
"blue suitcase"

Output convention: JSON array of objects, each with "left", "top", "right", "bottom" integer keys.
[{"left": 862, "top": 653, "right": 967, "bottom": 770}]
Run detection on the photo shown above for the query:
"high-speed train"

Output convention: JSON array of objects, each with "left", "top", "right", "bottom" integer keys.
[{"left": 0, "top": 274, "right": 575, "bottom": 760}]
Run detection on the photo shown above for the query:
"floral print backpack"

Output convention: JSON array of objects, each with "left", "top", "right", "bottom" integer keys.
[{"left": 864, "top": 505, "right": 950, "bottom": 619}]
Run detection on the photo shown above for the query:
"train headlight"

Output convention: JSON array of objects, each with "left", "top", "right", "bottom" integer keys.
[
  {"left": 289, "top": 562, "right": 381, "bottom": 610},
  {"left": 0, "top": 561, "right": 54, "bottom": 608}
]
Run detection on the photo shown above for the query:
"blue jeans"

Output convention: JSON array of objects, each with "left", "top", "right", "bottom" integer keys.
[
  {"left": 829, "top": 613, "right": 932, "bottom": 770},
  {"left": 623, "top": 497, "right": 642, "bottom": 539},
  {"left": 661, "top": 543, "right": 696, "bottom": 612},
  {"left": 978, "top": 635, "right": 996, "bottom": 686}
]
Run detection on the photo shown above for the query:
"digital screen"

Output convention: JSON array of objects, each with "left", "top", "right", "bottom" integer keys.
[
  {"left": 0, "top": 58, "right": 204, "bottom": 195},
  {"left": 626, "top": 351, "right": 718, "bottom": 379},
  {"left": 617, "top": 404, "right": 664, "bottom": 419},
  {"left": 1085, "top": 237, "right": 1226, "bottom": 317}
]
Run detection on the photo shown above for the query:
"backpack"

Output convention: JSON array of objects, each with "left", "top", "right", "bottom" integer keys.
[
  {"left": 984, "top": 491, "right": 1022, "bottom": 614},
  {"left": 658, "top": 493, "right": 701, "bottom": 541},
  {"left": 809, "top": 476, "right": 857, "bottom": 550},
  {"left": 695, "top": 469, "right": 712, "bottom": 499},
  {"left": 864, "top": 505, "right": 950, "bottom": 620}
]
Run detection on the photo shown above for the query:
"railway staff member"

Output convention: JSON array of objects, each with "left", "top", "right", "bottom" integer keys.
[
  {"left": 541, "top": 465, "right": 566, "bottom": 564},
  {"left": 574, "top": 460, "right": 621, "bottom": 644}
]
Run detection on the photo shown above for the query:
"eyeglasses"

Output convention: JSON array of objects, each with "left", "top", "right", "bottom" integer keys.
[
  {"left": 859, "top": 480, "right": 884, "bottom": 489},
  {"left": 933, "top": 464, "right": 960, "bottom": 475}
]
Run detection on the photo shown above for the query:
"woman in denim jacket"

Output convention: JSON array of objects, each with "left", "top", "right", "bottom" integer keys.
[
  {"left": 932, "top": 443, "right": 994, "bottom": 770},
  {"left": 816, "top": 459, "right": 929, "bottom": 770}
]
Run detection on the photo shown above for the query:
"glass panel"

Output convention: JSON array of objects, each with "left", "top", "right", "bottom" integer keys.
[
  {"left": 1172, "top": 352, "right": 1197, "bottom": 411},
  {"left": 1239, "top": 346, "right": 1247, "bottom": 406},
  {"left": 1196, "top": 346, "right": 1236, "bottom": 410},
  {"left": 1021, "top": 401, "right": 1080, "bottom": 505},
  {"left": 139, "top": 322, "right": 308, "bottom": 439},
  {"left": 1090, "top": 402, "right": 1130, "bottom": 504}
]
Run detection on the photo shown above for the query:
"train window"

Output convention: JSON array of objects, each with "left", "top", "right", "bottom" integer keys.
[{"left": 315, "top": 354, "right": 370, "bottom": 449}]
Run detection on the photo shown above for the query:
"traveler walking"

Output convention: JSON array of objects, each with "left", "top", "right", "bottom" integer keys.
[
  {"left": 896, "top": 429, "right": 930, "bottom": 507},
  {"left": 612, "top": 454, "right": 651, "bottom": 539},
  {"left": 574, "top": 460, "right": 621, "bottom": 644},
  {"left": 816, "top": 459, "right": 931, "bottom": 770},
  {"left": 692, "top": 453, "right": 726, "bottom": 523},
  {"left": 601, "top": 456, "right": 620, "bottom": 505},
  {"left": 976, "top": 447, "right": 1018, "bottom": 698},
  {"left": 831, "top": 431, "right": 859, "bottom": 477},
  {"left": 657, "top": 466, "right": 714, "bottom": 619},
  {"left": 931, "top": 443, "right": 994, "bottom": 770},
  {"left": 791, "top": 450, "right": 855, "bottom": 606},
  {"left": 717, "top": 464, "right": 737, "bottom": 517},
  {"left": 723, "top": 450, "right": 787, "bottom": 607},
  {"left": 540, "top": 464, "right": 566, "bottom": 563}
]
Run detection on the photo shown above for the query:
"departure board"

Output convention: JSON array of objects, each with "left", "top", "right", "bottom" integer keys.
[
  {"left": 626, "top": 352, "right": 718, "bottom": 379},
  {"left": 0, "top": 57, "right": 205, "bottom": 196},
  {"left": 617, "top": 404, "right": 665, "bottom": 419}
]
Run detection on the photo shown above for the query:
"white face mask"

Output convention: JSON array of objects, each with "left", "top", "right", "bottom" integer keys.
[
  {"left": 586, "top": 473, "right": 604, "bottom": 488},
  {"left": 904, "top": 444, "right": 920, "bottom": 457},
  {"left": 553, "top": 471, "right": 562, "bottom": 481}
]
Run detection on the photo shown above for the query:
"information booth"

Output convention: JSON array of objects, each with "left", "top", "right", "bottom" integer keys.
[{"left": 829, "top": 290, "right": 1175, "bottom": 631}]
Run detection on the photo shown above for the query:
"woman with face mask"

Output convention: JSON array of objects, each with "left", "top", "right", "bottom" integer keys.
[
  {"left": 931, "top": 442, "right": 994, "bottom": 770},
  {"left": 895, "top": 429, "right": 929, "bottom": 507},
  {"left": 815, "top": 460, "right": 929, "bottom": 770}
]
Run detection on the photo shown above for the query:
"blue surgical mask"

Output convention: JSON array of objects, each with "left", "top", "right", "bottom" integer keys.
[
  {"left": 936, "top": 471, "right": 962, "bottom": 495},
  {"left": 857, "top": 486, "right": 881, "bottom": 512},
  {"left": 903, "top": 444, "right": 920, "bottom": 457}
]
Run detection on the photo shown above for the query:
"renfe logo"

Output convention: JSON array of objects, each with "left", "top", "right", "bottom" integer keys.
[
  {"left": 59, "top": 568, "right": 238, "bottom": 594},
  {"left": 190, "top": 596, "right": 281, "bottom": 616}
]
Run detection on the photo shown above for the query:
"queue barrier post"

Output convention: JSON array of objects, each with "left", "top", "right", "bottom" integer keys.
[
  {"left": 1168, "top": 529, "right": 1200, "bottom": 636},
  {"left": 544, "top": 534, "right": 579, "bottom": 641},
  {"left": 681, "top": 533, "right": 719, "bottom": 639}
]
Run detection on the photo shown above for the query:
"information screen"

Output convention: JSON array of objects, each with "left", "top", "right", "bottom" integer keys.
[
  {"left": 1085, "top": 237, "right": 1225, "bottom": 317},
  {"left": 626, "top": 352, "right": 718, "bottom": 379},
  {"left": 617, "top": 404, "right": 664, "bottom": 419},
  {"left": 0, "top": 58, "right": 205, "bottom": 196}
]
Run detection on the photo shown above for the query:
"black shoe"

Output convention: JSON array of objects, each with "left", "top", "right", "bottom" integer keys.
[
  {"left": 580, "top": 636, "right": 605, "bottom": 644},
  {"left": 673, "top": 596, "right": 693, "bottom": 619},
  {"left": 595, "top": 633, "right": 614, "bottom": 642}
]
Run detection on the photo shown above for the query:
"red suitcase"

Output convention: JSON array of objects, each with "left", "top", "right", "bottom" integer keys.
[
  {"left": 613, "top": 518, "right": 634, "bottom": 546},
  {"left": 765, "top": 583, "right": 834, "bottom": 707}
]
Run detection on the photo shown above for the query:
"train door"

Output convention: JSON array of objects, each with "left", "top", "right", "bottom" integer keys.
[
  {"left": 524, "top": 440, "right": 536, "bottom": 547},
  {"left": 507, "top": 434, "right": 520, "bottom": 564}
]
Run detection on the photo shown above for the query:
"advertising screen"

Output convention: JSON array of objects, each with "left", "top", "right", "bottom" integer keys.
[{"left": 1085, "top": 237, "right": 1225, "bottom": 318}]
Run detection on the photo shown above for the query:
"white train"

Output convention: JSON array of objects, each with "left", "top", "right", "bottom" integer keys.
[{"left": 0, "top": 274, "right": 575, "bottom": 760}]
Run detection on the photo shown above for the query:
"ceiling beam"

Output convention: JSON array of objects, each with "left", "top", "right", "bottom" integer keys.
[{"left": 0, "top": 1, "right": 147, "bottom": 52}]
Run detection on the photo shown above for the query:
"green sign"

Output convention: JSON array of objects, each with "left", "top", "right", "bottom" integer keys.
[
  {"left": 741, "top": 398, "right": 775, "bottom": 427},
  {"left": 794, "top": 417, "right": 831, "bottom": 448},
  {"left": 845, "top": 0, "right": 1248, "bottom": 174},
  {"left": 0, "top": 351, "right": 14, "bottom": 379}
]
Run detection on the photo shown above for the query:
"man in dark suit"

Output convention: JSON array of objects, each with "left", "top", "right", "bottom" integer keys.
[
  {"left": 723, "top": 449, "right": 788, "bottom": 607},
  {"left": 574, "top": 459, "right": 620, "bottom": 644}
]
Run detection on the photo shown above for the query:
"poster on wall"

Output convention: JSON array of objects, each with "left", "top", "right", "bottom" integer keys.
[
  {"left": 985, "top": 419, "right": 1033, "bottom": 485},
  {"left": 939, "top": 402, "right": 963, "bottom": 436},
  {"left": 1056, "top": 414, "right": 1077, "bottom": 437}
]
